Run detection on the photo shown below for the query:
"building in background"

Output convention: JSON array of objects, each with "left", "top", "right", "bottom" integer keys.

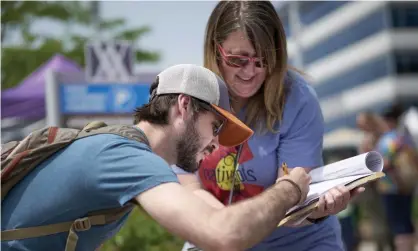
[{"left": 276, "top": 1, "right": 418, "bottom": 133}]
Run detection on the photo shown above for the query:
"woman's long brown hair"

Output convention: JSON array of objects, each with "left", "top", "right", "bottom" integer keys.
[{"left": 204, "top": 1, "right": 290, "bottom": 134}]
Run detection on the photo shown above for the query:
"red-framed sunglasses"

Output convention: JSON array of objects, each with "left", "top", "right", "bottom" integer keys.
[{"left": 217, "top": 45, "right": 265, "bottom": 68}]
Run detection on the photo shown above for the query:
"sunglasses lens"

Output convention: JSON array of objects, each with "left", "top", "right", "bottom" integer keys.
[
  {"left": 227, "top": 56, "right": 265, "bottom": 68},
  {"left": 198, "top": 101, "right": 226, "bottom": 137},
  {"left": 214, "top": 121, "right": 225, "bottom": 136},
  {"left": 226, "top": 56, "right": 249, "bottom": 68}
]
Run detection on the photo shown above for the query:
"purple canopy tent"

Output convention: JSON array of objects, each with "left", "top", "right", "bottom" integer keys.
[{"left": 1, "top": 54, "right": 82, "bottom": 120}]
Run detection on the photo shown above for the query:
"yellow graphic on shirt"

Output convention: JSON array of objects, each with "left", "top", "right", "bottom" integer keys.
[{"left": 215, "top": 153, "right": 244, "bottom": 191}]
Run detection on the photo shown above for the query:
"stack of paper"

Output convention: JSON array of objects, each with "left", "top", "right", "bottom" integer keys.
[{"left": 279, "top": 151, "right": 385, "bottom": 226}]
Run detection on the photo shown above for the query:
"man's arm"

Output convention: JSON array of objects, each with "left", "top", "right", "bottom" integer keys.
[
  {"left": 177, "top": 173, "right": 225, "bottom": 209},
  {"left": 136, "top": 170, "right": 307, "bottom": 251},
  {"left": 87, "top": 139, "right": 305, "bottom": 248},
  {"left": 178, "top": 173, "right": 312, "bottom": 228}
]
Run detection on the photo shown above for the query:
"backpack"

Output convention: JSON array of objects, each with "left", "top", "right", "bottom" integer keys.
[{"left": 1, "top": 121, "right": 150, "bottom": 251}]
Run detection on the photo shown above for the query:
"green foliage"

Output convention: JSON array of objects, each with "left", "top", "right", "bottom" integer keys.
[
  {"left": 413, "top": 197, "right": 418, "bottom": 220},
  {"left": 1, "top": 1, "right": 160, "bottom": 90},
  {"left": 101, "top": 207, "right": 184, "bottom": 251}
]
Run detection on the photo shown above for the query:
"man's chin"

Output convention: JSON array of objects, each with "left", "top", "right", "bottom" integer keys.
[{"left": 176, "top": 162, "right": 200, "bottom": 173}]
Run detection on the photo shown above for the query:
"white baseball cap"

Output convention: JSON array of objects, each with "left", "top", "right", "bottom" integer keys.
[{"left": 152, "top": 64, "right": 253, "bottom": 147}]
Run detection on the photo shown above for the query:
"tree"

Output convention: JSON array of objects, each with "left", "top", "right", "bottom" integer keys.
[
  {"left": 1, "top": 2, "right": 183, "bottom": 249},
  {"left": 1, "top": 1, "right": 160, "bottom": 90}
]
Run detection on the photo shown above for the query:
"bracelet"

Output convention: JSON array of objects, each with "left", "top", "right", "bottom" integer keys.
[{"left": 275, "top": 178, "right": 303, "bottom": 204}]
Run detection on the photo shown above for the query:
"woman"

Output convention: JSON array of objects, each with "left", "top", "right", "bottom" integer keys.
[{"left": 174, "top": 1, "right": 362, "bottom": 250}]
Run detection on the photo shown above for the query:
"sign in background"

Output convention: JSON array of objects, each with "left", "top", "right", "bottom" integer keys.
[
  {"left": 46, "top": 40, "right": 155, "bottom": 128},
  {"left": 85, "top": 41, "right": 135, "bottom": 83},
  {"left": 59, "top": 83, "right": 151, "bottom": 114}
]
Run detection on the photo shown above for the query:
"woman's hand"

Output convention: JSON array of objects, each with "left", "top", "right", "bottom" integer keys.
[{"left": 309, "top": 185, "right": 365, "bottom": 219}]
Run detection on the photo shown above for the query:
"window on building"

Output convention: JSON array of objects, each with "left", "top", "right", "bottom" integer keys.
[
  {"left": 299, "top": 1, "right": 348, "bottom": 25},
  {"left": 288, "top": 57, "right": 295, "bottom": 66},
  {"left": 323, "top": 148, "right": 359, "bottom": 165},
  {"left": 314, "top": 54, "right": 392, "bottom": 98},
  {"left": 303, "top": 9, "right": 388, "bottom": 65},
  {"left": 325, "top": 102, "right": 394, "bottom": 133},
  {"left": 325, "top": 114, "right": 358, "bottom": 133},
  {"left": 395, "top": 51, "right": 418, "bottom": 74},
  {"left": 277, "top": 4, "right": 291, "bottom": 37},
  {"left": 325, "top": 98, "right": 418, "bottom": 133},
  {"left": 390, "top": 3, "right": 418, "bottom": 28},
  {"left": 282, "top": 15, "right": 291, "bottom": 38}
]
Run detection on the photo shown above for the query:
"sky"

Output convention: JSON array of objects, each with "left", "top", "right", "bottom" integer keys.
[
  {"left": 100, "top": 1, "right": 220, "bottom": 73},
  {"left": 17, "top": 1, "right": 220, "bottom": 74},
  {"left": 25, "top": 1, "right": 282, "bottom": 74}
]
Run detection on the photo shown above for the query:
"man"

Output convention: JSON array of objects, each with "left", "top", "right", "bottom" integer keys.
[{"left": 2, "top": 64, "right": 311, "bottom": 251}]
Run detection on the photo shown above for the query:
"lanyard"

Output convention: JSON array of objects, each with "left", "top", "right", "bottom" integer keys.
[{"left": 227, "top": 144, "right": 244, "bottom": 205}]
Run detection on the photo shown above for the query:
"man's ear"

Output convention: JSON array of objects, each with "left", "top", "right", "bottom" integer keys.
[{"left": 177, "top": 94, "right": 191, "bottom": 120}]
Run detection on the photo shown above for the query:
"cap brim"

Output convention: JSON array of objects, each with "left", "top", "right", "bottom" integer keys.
[{"left": 211, "top": 104, "right": 254, "bottom": 147}]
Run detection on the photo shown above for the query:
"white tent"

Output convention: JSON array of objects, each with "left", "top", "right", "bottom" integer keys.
[{"left": 323, "top": 127, "right": 364, "bottom": 150}]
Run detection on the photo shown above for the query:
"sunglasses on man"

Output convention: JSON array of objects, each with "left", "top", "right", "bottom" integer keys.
[{"left": 197, "top": 100, "right": 226, "bottom": 137}]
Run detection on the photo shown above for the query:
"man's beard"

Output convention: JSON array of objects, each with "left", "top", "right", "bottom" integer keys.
[{"left": 176, "top": 119, "right": 202, "bottom": 173}]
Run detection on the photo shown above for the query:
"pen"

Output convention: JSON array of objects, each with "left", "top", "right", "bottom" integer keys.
[{"left": 282, "top": 162, "right": 289, "bottom": 175}]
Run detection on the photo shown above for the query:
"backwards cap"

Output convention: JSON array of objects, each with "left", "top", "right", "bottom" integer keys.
[{"left": 154, "top": 64, "right": 253, "bottom": 147}]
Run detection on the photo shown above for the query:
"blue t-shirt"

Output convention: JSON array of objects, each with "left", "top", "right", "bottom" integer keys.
[
  {"left": 2, "top": 133, "right": 179, "bottom": 251},
  {"left": 176, "top": 71, "right": 344, "bottom": 251}
]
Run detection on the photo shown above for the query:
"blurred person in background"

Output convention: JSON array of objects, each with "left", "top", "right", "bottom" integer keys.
[
  {"left": 174, "top": 1, "right": 364, "bottom": 251},
  {"left": 378, "top": 104, "right": 418, "bottom": 251},
  {"left": 357, "top": 113, "right": 395, "bottom": 251},
  {"left": 357, "top": 107, "right": 418, "bottom": 251}
]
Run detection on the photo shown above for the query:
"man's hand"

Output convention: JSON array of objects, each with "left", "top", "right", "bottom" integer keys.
[
  {"left": 276, "top": 167, "right": 311, "bottom": 204},
  {"left": 309, "top": 185, "right": 365, "bottom": 219}
]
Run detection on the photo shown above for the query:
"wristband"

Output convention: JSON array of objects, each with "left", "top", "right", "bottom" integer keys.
[{"left": 275, "top": 178, "right": 303, "bottom": 204}]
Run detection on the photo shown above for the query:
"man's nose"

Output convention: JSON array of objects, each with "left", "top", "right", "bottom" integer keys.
[{"left": 211, "top": 135, "right": 220, "bottom": 151}]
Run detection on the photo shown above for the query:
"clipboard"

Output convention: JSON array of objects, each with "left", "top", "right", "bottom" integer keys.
[{"left": 277, "top": 171, "right": 385, "bottom": 227}]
